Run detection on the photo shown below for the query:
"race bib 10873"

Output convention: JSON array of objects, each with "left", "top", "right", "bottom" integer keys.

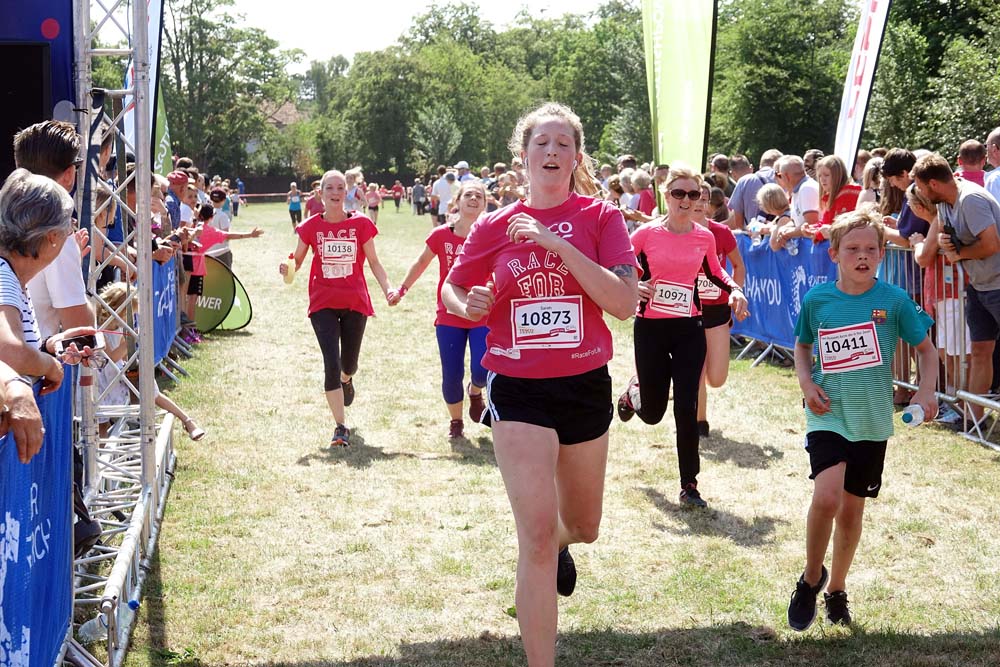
[{"left": 510, "top": 296, "right": 583, "bottom": 349}]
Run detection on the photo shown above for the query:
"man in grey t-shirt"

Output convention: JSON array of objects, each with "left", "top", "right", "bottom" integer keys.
[{"left": 913, "top": 152, "right": 1000, "bottom": 412}]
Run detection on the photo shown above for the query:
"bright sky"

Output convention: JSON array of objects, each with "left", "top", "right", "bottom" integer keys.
[{"left": 234, "top": 0, "right": 608, "bottom": 73}]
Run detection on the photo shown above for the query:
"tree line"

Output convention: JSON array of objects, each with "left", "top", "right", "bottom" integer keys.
[{"left": 129, "top": 0, "right": 998, "bottom": 180}]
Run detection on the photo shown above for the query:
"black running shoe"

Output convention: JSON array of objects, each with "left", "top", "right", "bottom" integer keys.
[
  {"left": 342, "top": 378, "right": 355, "bottom": 407},
  {"left": 331, "top": 424, "right": 350, "bottom": 447},
  {"left": 679, "top": 483, "right": 708, "bottom": 508},
  {"left": 824, "top": 590, "right": 851, "bottom": 626},
  {"left": 787, "top": 565, "right": 829, "bottom": 631},
  {"left": 556, "top": 547, "right": 576, "bottom": 597},
  {"left": 617, "top": 375, "right": 639, "bottom": 422},
  {"left": 697, "top": 420, "right": 710, "bottom": 438}
]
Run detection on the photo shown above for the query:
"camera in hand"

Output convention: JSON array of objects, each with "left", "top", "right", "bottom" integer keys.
[{"left": 943, "top": 222, "right": 962, "bottom": 252}]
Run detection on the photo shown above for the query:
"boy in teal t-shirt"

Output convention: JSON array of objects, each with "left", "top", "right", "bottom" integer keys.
[{"left": 787, "top": 208, "right": 937, "bottom": 631}]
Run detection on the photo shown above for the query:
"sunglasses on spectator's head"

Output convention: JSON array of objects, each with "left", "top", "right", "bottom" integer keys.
[{"left": 669, "top": 188, "right": 702, "bottom": 201}]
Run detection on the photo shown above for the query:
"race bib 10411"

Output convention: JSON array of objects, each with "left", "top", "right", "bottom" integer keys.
[
  {"left": 510, "top": 296, "right": 583, "bottom": 349},
  {"left": 650, "top": 280, "right": 694, "bottom": 317},
  {"left": 818, "top": 321, "right": 882, "bottom": 374}
]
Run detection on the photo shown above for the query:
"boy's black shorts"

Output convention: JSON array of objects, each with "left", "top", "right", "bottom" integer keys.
[
  {"left": 484, "top": 365, "right": 612, "bottom": 445},
  {"left": 806, "top": 430, "right": 887, "bottom": 498}
]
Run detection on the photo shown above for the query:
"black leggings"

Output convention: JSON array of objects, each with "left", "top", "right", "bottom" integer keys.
[
  {"left": 310, "top": 308, "right": 368, "bottom": 391},
  {"left": 290, "top": 208, "right": 302, "bottom": 225},
  {"left": 633, "top": 316, "right": 707, "bottom": 487}
]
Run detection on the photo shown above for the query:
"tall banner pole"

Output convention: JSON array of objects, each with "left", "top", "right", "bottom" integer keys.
[
  {"left": 834, "top": 0, "right": 893, "bottom": 169},
  {"left": 642, "top": 0, "right": 717, "bottom": 174}
]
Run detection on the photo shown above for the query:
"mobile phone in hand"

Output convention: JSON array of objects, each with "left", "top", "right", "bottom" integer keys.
[{"left": 54, "top": 332, "right": 106, "bottom": 355}]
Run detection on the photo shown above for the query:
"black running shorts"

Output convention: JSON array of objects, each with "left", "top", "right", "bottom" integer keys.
[
  {"left": 484, "top": 365, "right": 613, "bottom": 445},
  {"left": 701, "top": 303, "right": 732, "bottom": 329},
  {"left": 805, "top": 430, "right": 888, "bottom": 498}
]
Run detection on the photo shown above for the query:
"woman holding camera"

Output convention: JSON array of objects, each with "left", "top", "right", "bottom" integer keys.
[{"left": 0, "top": 169, "right": 100, "bottom": 461}]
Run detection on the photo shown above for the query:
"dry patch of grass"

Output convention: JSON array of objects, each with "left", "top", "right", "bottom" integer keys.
[{"left": 123, "top": 203, "right": 1000, "bottom": 667}]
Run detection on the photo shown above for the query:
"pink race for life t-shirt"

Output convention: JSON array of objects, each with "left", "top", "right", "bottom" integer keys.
[
  {"left": 447, "top": 193, "right": 637, "bottom": 379},
  {"left": 424, "top": 224, "right": 486, "bottom": 329},
  {"left": 296, "top": 212, "right": 378, "bottom": 316},
  {"left": 191, "top": 224, "right": 227, "bottom": 276},
  {"left": 697, "top": 220, "right": 738, "bottom": 307},
  {"left": 631, "top": 220, "right": 737, "bottom": 319}
]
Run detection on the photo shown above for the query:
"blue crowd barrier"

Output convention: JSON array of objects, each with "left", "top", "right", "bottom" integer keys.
[
  {"left": 153, "top": 258, "right": 178, "bottom": 365},
  {"left": 731, "top": 235, "right": 839, "bottom": 350},
  {"left": 0, "top": 381, "right": 74, "bottom": 667}
]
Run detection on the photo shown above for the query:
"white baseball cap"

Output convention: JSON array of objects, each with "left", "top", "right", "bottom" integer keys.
[{"left": 454, "top": 160, "right": 470, "bottom": 170}]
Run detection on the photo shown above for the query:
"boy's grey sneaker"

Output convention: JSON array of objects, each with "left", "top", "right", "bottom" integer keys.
[
  {"left": 824, "top": 590, "right": 851, "bottom": 626},
  {"left": 787, "top": 565, "right": 829, "bottom": 631}
]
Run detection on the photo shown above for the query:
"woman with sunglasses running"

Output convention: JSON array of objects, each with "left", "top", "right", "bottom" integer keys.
[{"left": 616, "top": 164, "right": 749, "bottom": 508}]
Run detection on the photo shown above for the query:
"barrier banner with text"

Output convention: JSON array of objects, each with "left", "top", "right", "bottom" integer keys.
[
  {"left": 153, "top": 257, "right": 177, "bottom": 365},
  {"left": 731, "top": 236, "right": 839, "bottom": 349},
  {"left": 0, "top": 381, "right": 74, "bottom": 667}
]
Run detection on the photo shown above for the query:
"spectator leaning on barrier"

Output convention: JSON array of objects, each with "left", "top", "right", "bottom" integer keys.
[
  {"left": 912, "top": 152, "right": 1000, "bottom": 419},
  {"left": 729, "top": 148, "right": 782, "bottom": 231},
  {"left": 772, "top": 155, "right": 820, "bottom": 250},
  {"left": 985, "top": 127, "right": 1000, "bottom": 203},
  {"left": 13, "top": 121, "right": 96, "bottom": 340},
  {"left": 879, "top": 149, "right": 927, "bottom": 247},
  {"left": 0, "top": 170, "right": 98, "bottom": 391}
]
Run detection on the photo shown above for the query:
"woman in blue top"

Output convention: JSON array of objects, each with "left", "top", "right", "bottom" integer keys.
[{"left": 287, "top": 181, "right": 303, "bottom": 229}]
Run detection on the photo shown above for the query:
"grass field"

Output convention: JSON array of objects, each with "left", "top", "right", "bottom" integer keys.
[{"left": 122, "top": 201, "right": 1000, "bottom": 666}]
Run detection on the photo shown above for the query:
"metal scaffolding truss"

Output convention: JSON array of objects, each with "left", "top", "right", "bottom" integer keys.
[{"left": 64, "top": 0, "right": 177, "bottom": 664}]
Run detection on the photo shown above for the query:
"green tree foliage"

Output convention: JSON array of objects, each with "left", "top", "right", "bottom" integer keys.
[
  {"left": 161, "top": 0, "right": 300, "bottom": 175},
  {"left": 411, "top": 103, "right": 463, "bottom": 173},
  {"left": 862, "top": 20, "right": 929, "bottom": 151},
  {"left": 923, "top": 6, "right": 1000, "bottom": 156},
  {"left": 709, "top": 0, "right": 856, "bottom": 160}
]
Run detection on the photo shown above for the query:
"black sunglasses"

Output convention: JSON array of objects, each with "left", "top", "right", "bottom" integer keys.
[{"left": 669, "top": 188, "right": 701, "bottom": 201}]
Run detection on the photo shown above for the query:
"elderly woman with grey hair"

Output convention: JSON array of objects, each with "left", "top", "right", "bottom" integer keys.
[{"left": 0, "top": 170, "right": 97, "bottom": 406}]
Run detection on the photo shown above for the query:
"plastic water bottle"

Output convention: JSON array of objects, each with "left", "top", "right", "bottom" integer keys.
[
  {"left": 281, "top": 253, "right": 296, "bottom": 284},
  {"left": 902, "top": 404, "right": 924, "bottom": 427},
  {"left": 77, "top": 612, "right": 108, "bottom": 644}
]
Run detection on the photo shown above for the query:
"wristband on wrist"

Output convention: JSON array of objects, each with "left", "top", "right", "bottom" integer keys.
[
  {"left": 40, "top": 336, "right": 56, "bottom": 356},
  {"left": 398, "top": 285, "right": 408, "bottom": 297}
]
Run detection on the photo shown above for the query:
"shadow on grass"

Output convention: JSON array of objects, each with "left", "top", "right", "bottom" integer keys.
[
  {"left": 699, "top": 432, "right": 785, "bottom": 469},
  {"left": 143, "top": 622, "right": 1000, "bottom": 667},
  {"left": 448, "top": 434, "right": 496, "bottom": 466},
  {"left": 295, "top": 429, "right": 420, "bottom": 469},
  {"left": 643, "top": 487, "right": 787, "bottom": 547},
  {"left": 203, "top": 328, "right": 255, "bottom": 340}
]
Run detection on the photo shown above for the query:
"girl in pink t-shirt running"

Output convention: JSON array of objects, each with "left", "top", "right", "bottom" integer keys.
[
  {"left": 389, "top": 180, "right": 490, "bottom": 439},
  {"left": 279, "top": 170, "right": 394, "bottom": 447},
  {"left": 442, "top": 103, "right": 639, "bottom": 667}
]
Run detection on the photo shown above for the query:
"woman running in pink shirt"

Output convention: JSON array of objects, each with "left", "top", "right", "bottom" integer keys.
[
  {"left": 616, "top": 165, "right": 749, "bottom": 509},
  {"left": 442, "top": 103, "right": 638, "bottom": 667}
]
